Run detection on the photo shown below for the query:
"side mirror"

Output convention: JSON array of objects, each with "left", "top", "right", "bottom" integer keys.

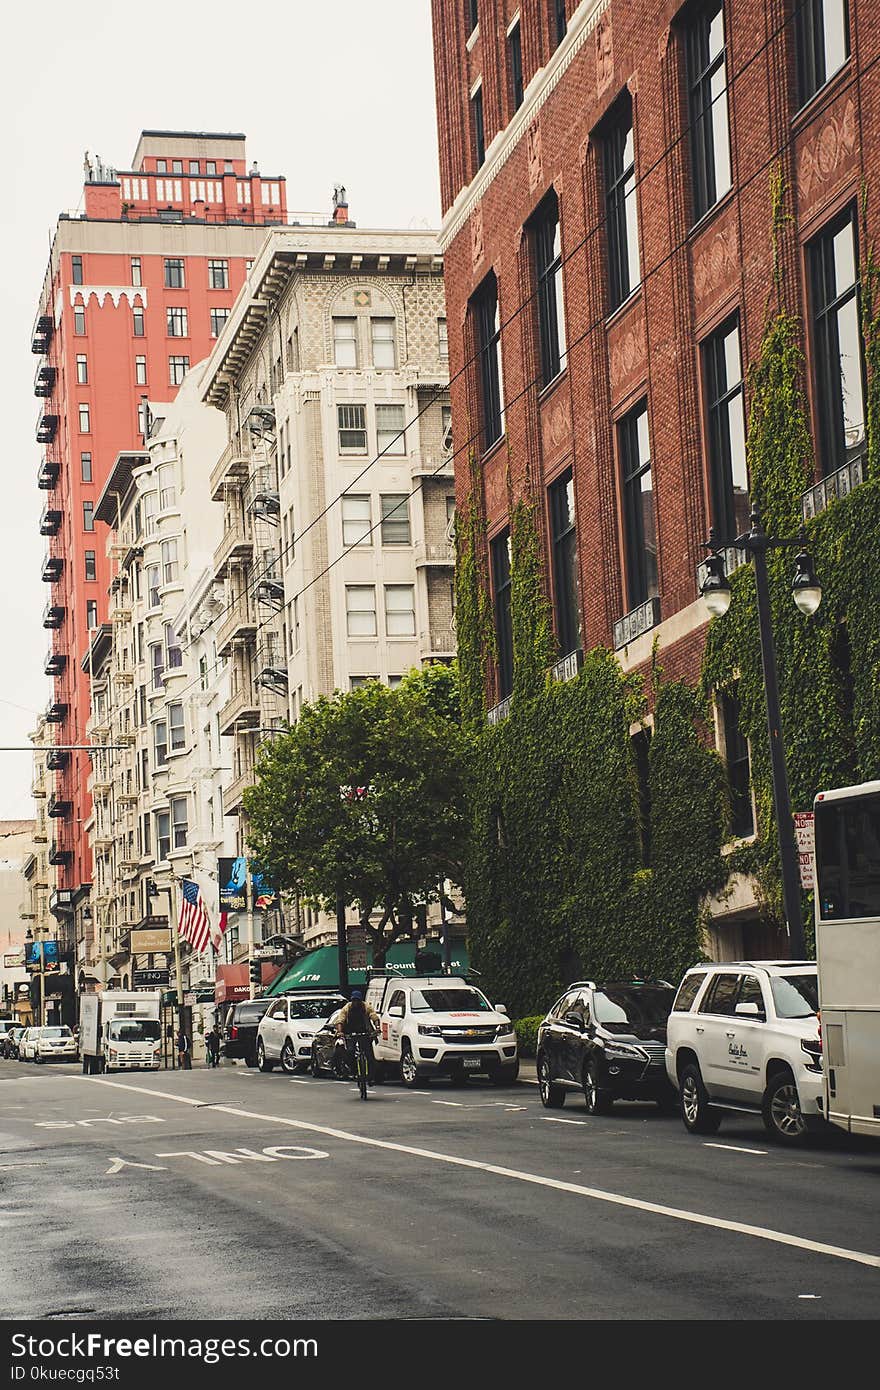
[
  {"left": 388, "top": 1006, "right": 404, "bottom": 1019},
  {"left": 564, "top": 1012, "right": 585, "bottom": 1031},
  {"left": 494, "top": 1004, "right": 508, "bottom": 1014},
  {"left": 735, "top": 1001, "right": 764, "bottom": 1019}
]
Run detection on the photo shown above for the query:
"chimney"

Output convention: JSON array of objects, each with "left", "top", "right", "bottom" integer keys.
[{"left": 332, "top": 183, "right": 349, "bottom": 225}]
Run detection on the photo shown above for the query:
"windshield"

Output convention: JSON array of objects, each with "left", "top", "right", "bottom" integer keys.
[
  {"left": 107, "top": 1020, "right": 161, "bottom": 1042},
  {"left": 287, "top": 998, "right": 343, "bottom": 1019},
  {"left": 410, "top": 988, "right": 492, "bottom": 1013},
  {"left": 39, "top": 1027, "right": 72, "bottom": 1039},
  {"left": 770, "top": 973, "right": 819, "bottom": 1019},
  {"left": 592, "top": 987, "right": 675, "bottom": 1032}
]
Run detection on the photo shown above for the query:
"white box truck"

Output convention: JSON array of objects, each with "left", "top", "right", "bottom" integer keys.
[{"left": 80, "top": 991, "right": 163, "bottom": 1073}]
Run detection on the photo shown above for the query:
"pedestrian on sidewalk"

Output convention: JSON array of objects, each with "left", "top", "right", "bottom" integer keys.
[
  {"left": 176, "top": 1027, "right": 191, "bottom": 1070},
  {"left": 206, "top": 1024, "right": 221, "bottom": 1068}
]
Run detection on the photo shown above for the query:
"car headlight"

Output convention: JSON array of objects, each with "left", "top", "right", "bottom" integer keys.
[
  {"left": 602, "top": 1041, "right": 648, "bottom": 1061},
  {"left": 418, "top": 1025, "right": 442, "bottom": 1036},
  {"left": 296, "top": 1030, "right": 312, "bottom": 1040},
  {"left": 801, "top": 1037, "right": 822, "bottom": 1066},
  {"left": 496, "top": 1024, "right": 516, "bottom": 1038}
]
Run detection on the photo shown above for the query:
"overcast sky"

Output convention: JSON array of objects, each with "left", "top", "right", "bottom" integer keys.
[{"left": 0, "top": 0, "right": 442, "bottom": 820}]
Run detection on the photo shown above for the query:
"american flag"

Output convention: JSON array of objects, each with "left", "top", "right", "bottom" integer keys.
[
  {"left": 211, "top": 911, "right": 229, "bottom": 953},
  {"left": 178, "top": 879, "right": 211, "bottom": 955}
]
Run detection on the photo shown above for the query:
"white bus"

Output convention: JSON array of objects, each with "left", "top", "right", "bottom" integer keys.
[{"left": 813, "top": 779, "right": 880, "bottom": 1137}]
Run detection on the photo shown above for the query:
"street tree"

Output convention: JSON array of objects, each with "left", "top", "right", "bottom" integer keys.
[{"left": 242, "top": 678, "right": 467, "bottom": 963}]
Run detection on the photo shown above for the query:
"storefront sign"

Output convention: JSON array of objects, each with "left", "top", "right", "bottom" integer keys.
[
  {"left": 131, "top": 928, "right": 172, "bottom": 953},
  {"left": 133, "top": 968, "right": 170, "bottom": 988}
]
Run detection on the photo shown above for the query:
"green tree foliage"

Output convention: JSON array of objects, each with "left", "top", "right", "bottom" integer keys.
[{"left": 242, "top": 681, "right": 468, "bottom": 963}]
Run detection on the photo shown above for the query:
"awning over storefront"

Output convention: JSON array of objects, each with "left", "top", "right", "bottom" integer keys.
[
  {"left": 214, "top": 961, "right": 281, "bottom": 1005},
  {"left": 266, "top": 939, "right": 469, "bottom": 996}
]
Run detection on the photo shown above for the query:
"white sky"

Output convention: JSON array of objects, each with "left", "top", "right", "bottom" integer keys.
[{"left": 0, "top": 0, "right": 441, "bottom": 818}]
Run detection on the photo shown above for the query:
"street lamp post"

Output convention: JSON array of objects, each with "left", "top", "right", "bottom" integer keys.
[{"left": 700, "top": 503, "right": 822, "bottom": 960}]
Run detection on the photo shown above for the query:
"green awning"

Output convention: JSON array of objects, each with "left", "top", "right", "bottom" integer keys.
[{"left": 266, "top": 939, "right": 469, "bottom": 995}]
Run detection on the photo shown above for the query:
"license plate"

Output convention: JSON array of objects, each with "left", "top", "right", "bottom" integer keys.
[{"left": 462, "top": 1058, "right": 482, "bottom": 1070}]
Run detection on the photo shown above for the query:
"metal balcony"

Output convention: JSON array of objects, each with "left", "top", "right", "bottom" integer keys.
[
  {"left": 223, "top": 764, "right": 256, "bottom": 815},
  {"left": 47, "top": 793, "right": 71, "bottom": 819},
  {"left": 48, "top": 839, "right": 72, "bottom": 865},
  {"left": 33, "top": 364, "right": 57, "bottom": 398},
  {"left": 414, "top": 540, "right": 455, "bottom": 568},
  {"left": 46, "top": 748, "right": 69, "bottom": 771},
  {"left": 802, "top": 454, "right": 866, "bottom": 521},
  {"left": 216, "top": 595, "right": 258, "bottom": 658},
  {"left": 45, "top": 701, "right": 68, "bottom": 724},
  {"left": 37, "top": 457, "right": 60, "bottom": 490},
  {"left": 246, "top": 466, "right": 280, "bottom": 522},
  {"left": 43, "top": 600, "right": 65, "bottom": 629},
  {"left": 44, "top": 648, "right": 67, "bottom": 676},
  {"left": 255, "top": 572, "right": 284, "bottom": 610},
  {"left": 36, "top": 414, "right": 59, "bottom": 445},
  {"left": 218, "top": 683, "right": 260, "bottom": 736},
  {"left": 255, "top": 638, "right": 287, "bottom": 694},
  {"left": 209, "top": 438, "right": 250, "bottom": 501},
  {"left": 418, "top": 629, "right": 456, "bottom": 659},
  {"left": 31, "top": 313, "right": 53, "bottom": 354},
  {"left": 42, "top": 553, "right": 63, "bottom": 583},
  {"left": 213, "top": 512, "right": 255, "bottom": 579},
  {"left": 40, "top": 505, "right": 62, "bottom": 536},
  {"left": 613, "top": 596, "right": 661, "bottom": 652},
  {"left": 549, "top": 648, "right": 583, "bottom": 685},
  {"left": 246, "top": 403, "right": 276, "bottom": 436}
]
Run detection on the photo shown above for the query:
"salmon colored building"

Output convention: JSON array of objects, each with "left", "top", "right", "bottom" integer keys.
[{"left": 33, "top": 131, "right": 288, "bottom": 970}]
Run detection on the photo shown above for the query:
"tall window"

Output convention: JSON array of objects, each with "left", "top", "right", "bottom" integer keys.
[
  {"left": 155, "top": 810, "right": 170, "bottom": 861},
  {"left": 168, "top": 355, "right": 189, "bottom": 385},
  {"left": 341, "top": 495, "right": 372, "bottom": 547},
  {"left": 147, "top": 564, "right": 160, "bottom": 608},
  {"left": 83, "top": 501, "right": 95, "bottom": 532},
  {"left": 549, "top": 470, "right": 581, "bottom": 656},
  {"left": 491, "top": 530, "right": 513, "bottom": 700},
  {"left": 532, "top": 192, "right": 566, "bottom": 385},
  {"left": 686, "top": 1, "right": 732, "bottom": 222},
  {"left": 81, "top": 452, "right": 92, "bottom": 482},
  {"left": 376, "top": 404, "right": 405, "bottom": 455},
  {"left": 165, "top": 623, "right": 182, "bottom": 670},
  {"left": 164, "top": 258, "right": 185, "bottom": 289},
  {"left": 438, "top": 317, "right": 449, "bottom": 360},
  {"left": 71, "top": 255, "right": 83, "bottom": 285},
  {"left": 346, "top": 586, "right": 377, "bottom": 637},
  {"left": 150, "top": 643, "right": 165, "bottom": 691},
  {"left": 381, "top": 495, "right": 410, "bottom": 545},
  {"left": 618, "top": 401, "right": 658, "bottom": 610},
  {"left": 85, "top": 550, "right": 96, "bottom": 582},
  {"left": 384, "top": 585, "right": 416, "bottom": 636},
  {"left": 74, "top": 305, "right": 86, "bottom": 335},
  {"left": 78, "top": 404, "right": 90, "bottom": 433},
  {"left": 473, "top": 273, "right": 504, "bottom": 451},
  {"left": 338, "top": 404, "right": 367, "bottom": 453},
  {"left": 210, "top": 308, "right": 230, "bottom": 337},
  {"left": 509, "top": 20, "right": 524, "bottom": 111},
  {"left": 161, "top": 538, "right": 179, "bottom": 584},
  {"left": 135, "top": 355, "right": 147, "bottom": 385},
  {"left": 154, "top": 719, "right": 168, "bottom": 766},
  {"left": 472, "top": 83, "right": 486, "bottom": 169},
  {"left": 333, "top": 317, "right": 358, "bottom": 367},
  {"left": 168, "top": 702, "right": 185, "bottom": 750},
  {"left": 467, "top": 0, "right": 478, "bottom": 32},
  {"left": 721, "top": 688, "right": 753, "bottom": 838},
  {"left": 171, "top": 796, "right": 188, "bottom": 849},
  {"left": 208, "top": 259, "right": 229, "bottom": 289},
  {"left": 86, "top": 599, "right": 98, "bottom": 629},
  {"left": 809, "top": 208, "right": 866, "bottom": 477},
  {"left": 76, "top": 354, "right": 88, "bottom": 384},
  {"left": 130, "top": 258, "right": 142, "bottom": 286},
  {"left": 797, "top": 0, "right": 849, "bottom": 106},
  {"left": 166, "top": 306, "right": 188, "bottom": 337},
  {"left": 553, "top": 0, "right": 567, "bottom": 45},
  {"left": 703, "top": 317, "right": 748, "bottom": 541},
  {"left": 132, "top": 306, "right": 144, "bottom": 337},
  {"left": 371, "top": 318, "right": 396, "bottom": 368},
  {"left": 605, "top": 101, "right": 640, "bottom": 311}
]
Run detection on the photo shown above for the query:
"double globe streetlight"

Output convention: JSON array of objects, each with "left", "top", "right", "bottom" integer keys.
[{"left": 700, "top": 502, "right": 822, "bottom": 958}]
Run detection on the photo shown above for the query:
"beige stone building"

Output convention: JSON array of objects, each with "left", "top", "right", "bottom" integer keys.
[{"left": 201, "top": 214, "right": 454, "bottom": 946}]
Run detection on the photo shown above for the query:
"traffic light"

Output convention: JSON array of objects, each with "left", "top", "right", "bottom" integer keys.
[{"left": 249, "top": 958, "right": 262, "bottom": 990}]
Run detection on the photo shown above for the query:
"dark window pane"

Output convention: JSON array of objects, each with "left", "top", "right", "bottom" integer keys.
[
  {"left": 473, "top": 274, "right": 504, "bottom": 451},
  {"left": 492, "top": 530, "right": 513, "bottom": 699},
  {"left": 473, "top": 86, "right": 485, "bottom": 168},
  {"left": 815, "top": 791, "right": 880, "bottom": 920},
  {"left": 619, "top": 402, "right": 658, "bottom": 609},
  {"left": 532, "top": 192, "right": 566, "bottom": 385},
  {"left": 703, "top": 316, "right": 748, "bottom": 541},
  {"left": 605, "top": 102, "right": 640, "bottom": 311},
  {"left": 722, "top": 689, "right": 753, "bottom": 838},
  {"left": 549, "top": 469, "right": 581, "bottom": 655},
  {"left": 796, "top": 0, "right": 850, "bottom": 105},
  {"left": 809, "top": 208, "right": 866, "bottom": 477},
  {"left": 686, "top": 1, "right": 731, "bottom": 221},
  {"left": 509, "top": 21, "right": 524, "bottom": 111}
]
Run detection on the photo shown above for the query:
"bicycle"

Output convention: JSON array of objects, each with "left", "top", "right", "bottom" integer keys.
[{"left": 347, "top": 1031, "right": 372, "bottom": 1101}]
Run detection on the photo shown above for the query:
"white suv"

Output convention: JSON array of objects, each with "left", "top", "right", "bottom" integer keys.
[
  {"left": 256, "top": 992, "right": 346, "bottom": 1074},
  {"left": 665, "top": 961, "right": 823, "bottom": 1144},
  {"left": 365, "top": 974, "right": 518, "bottom": 1086}
]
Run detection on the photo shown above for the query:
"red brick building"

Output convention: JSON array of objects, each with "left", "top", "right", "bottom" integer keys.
[
  {"left": 431, "top": 0, "right": 875, "bottom": 942},
  {"left": 33, "top": 132, "right": 287, "bottom": 964}
]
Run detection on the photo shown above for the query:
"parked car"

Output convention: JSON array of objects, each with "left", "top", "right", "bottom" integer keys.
[
  {"left": 310, "top": 1008, "right": 348, "bottom": 1078},
  {"left": 0, "top": 1023, "right": 22, "bottom": 1058},
  {"left": 664, "top": 960, "right": 823, "bottom": 1145},
  {"left": 365, "top": 973, "right": 519, "bottom": 1086},
  {"left": 536, "top": 980, "right": 677, "bottom": 1114},
  {"left": 222, "top": 999, "right": 274, "bottom": 1066},
  {"left": 20, "top": 1025, "right": 78, "bottom": 1063},
  {"left": 257, "top": 992, "right": 347, "bottom": 1073},
  {"left": 17, "top": 1028, "right": 38, "bottom": 1061}
]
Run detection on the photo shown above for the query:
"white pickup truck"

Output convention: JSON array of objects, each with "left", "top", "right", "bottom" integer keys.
[
  {"left": 80, "top": 990, "right": 163, "bottom": 1073},
  {"left": 364, "top": 973, "right": 519, "bottom": 1086}
]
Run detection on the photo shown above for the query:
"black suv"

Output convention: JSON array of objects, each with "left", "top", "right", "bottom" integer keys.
[
  {"left": 222, "top": 998, "right": 273, "bottom": 1066},
  {"left": 537, "top": 980, "right": 677, "bottom": 1115}
]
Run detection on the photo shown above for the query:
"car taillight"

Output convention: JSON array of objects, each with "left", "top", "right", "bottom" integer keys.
[{"left": 230, "top": 1025, "right": 238, "bottom": 1040}]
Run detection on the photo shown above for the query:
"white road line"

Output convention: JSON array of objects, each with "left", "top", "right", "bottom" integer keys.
[
  {"left": 82, "top": 1076, "right": 880, "bottom": 1271},
  {"left": 543, "top": 1117, "right": 588, "bottom": 1126},
  {"left": 704, "top": 1143, "right": 769, "bottom": 1156}
]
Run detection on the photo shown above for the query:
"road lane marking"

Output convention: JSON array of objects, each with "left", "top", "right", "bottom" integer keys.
[
  {"left": 105, "top": 1157, "right": 167, "bottom": 1174},
  {"left": 83, "top": 1076, "right": 880, "bottom": 1271},
  {"left": 704, "top": 1142, "right": 768, "bottom": 1156},
  {"left": 543, "top": 1118, "right": 588, "bottom": 1126}
]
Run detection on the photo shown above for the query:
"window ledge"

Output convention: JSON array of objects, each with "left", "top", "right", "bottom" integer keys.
[
  {"left": 481, "top": 432, "right": 508, "bottom": 467},
  {"left": 538, "top": 365, "right": 568, "bottom": 404},
  {"left": 687, "top": 186, "right": 736, "bottom": 243},
  {"left": 791, "top": 58, "right": 853, "bottom": 133},
  {"left": 466, "top": 23, "right": 479, "bottom": 53},
  {"left": 721, "top": 832, "right": 757, "bottom": 857},
  {"left": 605, "top": 286, "right": 643, "bottom": 331}
]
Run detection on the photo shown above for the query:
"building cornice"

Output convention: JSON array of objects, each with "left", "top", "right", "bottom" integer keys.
[{"left": 439, "top": 0, "right": 609, "bottom": 253}]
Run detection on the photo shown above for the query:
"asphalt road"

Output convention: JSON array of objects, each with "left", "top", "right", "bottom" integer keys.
[{"left": 1, "top": 1057, "right": 879, "bottom": 1320}]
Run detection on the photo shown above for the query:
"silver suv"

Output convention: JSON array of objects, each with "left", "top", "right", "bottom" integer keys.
[{"left": 665, "top": 961, "right": 823, "bottom": 1144}]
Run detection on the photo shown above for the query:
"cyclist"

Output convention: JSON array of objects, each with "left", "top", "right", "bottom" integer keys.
[{"left": 335, "top": 990, "right": 380, "bottom": 1085}]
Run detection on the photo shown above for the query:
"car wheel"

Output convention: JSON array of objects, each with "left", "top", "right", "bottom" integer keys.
[
  {"left": 679, "top": 1062, "right": 721, "bottom": 1134},
  {"left": 400, "top": 1043, "right": 421, "bottom": 1088},
  {"left": 257, "top": 1040, "right": 274, "bottom": 1073},
  {"left": 583, "top": 1060, "right": 614, "bottom": 1115},
  {"left": 537, "top": 1053, "right": 566, "bottom": 1109},
  {"left": 245, "top": 1052, "right": 258, "bottom": 1068},
  {"left": 762, "top": 1071, "right": 811, "bottom": 1145},
  {"left": 310, "top": 1047, "right": 323, "bottom": 1078},
  {"left": 280, "top": 1040, "right": 297, "bottom": 1075}
]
